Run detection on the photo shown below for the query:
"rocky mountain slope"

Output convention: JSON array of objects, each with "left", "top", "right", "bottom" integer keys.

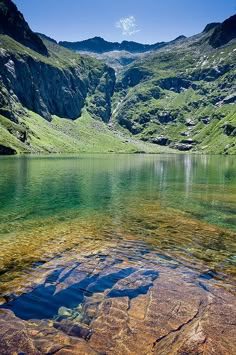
[
  {"left": 111, "top": 15, "right": 236, "bottom": 154},
  {"left": 0, "top": 0, "right": 235, "bottom": 154}
]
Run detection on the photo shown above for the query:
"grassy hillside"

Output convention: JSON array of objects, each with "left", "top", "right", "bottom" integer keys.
[{"left": 0, "top": 109, "right": 174, "bottom": 154}]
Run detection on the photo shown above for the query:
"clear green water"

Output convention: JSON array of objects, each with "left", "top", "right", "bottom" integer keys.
[
  {"left": 0, "top": 154, "right": 235, "bottom": 291},
  {"left": 0, "top": 154, "right": 235, "bottom": 229}
]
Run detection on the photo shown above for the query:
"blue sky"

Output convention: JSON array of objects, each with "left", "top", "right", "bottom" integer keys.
[{"left": 14, "top": 0, "right": 236, "bottom": 44}]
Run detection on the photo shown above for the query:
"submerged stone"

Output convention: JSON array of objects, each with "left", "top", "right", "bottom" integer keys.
[{"left": 58, "top": 306, "right": 74, "bottom": 318}]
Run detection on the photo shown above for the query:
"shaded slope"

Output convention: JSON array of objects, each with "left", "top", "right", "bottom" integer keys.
[
  {"left": 209, "top": 14, "right": 236, "bottom": 48},
  {"left": 0, "top": 0, "right": 48, "bottom": 55}
]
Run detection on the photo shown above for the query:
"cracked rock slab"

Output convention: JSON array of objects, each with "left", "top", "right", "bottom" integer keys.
[{"left": 88, "top": 265, "right": 236, "bottom": 355}]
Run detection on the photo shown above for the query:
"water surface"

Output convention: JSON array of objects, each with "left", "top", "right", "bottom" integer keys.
[{"left": 0, "top": 154, "right": 235, "bottom": 318}]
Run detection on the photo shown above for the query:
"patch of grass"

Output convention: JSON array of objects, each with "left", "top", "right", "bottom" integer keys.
[
  {"left": 193, "top": 107, "right": 236, "bottom": 154},
  {"left": 0, "top": 110, "right": 175, "bottom": 154},
  {"left": 0, "top": 115, "right": 29, "bottom": 153}
]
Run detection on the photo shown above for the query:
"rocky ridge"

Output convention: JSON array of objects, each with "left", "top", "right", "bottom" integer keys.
[{"left": 59, "top": 36, "right": 187, "bottom": 54}]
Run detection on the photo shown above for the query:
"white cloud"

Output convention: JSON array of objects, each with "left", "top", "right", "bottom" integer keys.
[{"left": 116, "top": 16, "right": 140, "bottom": 36}]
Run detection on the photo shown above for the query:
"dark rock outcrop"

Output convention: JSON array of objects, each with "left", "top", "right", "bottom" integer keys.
[
  {"left": 0, "top": 144, "right": 16, "bottom": 155},
  {"left": 209, "top": 14, "right": 236, "bottom": 48},
  {"left": 0, "top": 0, "right": 48, "bottom": 56},
  {"left": 223, "top": 93, "right": 236, "bottom": 104},
  {"left": 121, "top": 67, "right": 150, "bottom": 88},
  {"left": 158, "top": 111, "right": 177, "bottom": 124},
  {"left": 151, "top": 136, "right": 170, "bottom": 146},
  {"left": 180, "top": 138, "right": 197, "bottom": 145},
  {"left": 201, "top": 117, "right": 211, "bottom": 124},
  {"left": 191, "top": 64, "right": 232, "bottom": 82},
  {"left": 171, "top": 142, "right": 193, "bottom": 151},
  {"left": 222, "top": 123, "right": 236, "bottom": 137},
  {"left": 157, "top": 77, "right": 194, "bottom": 93}
]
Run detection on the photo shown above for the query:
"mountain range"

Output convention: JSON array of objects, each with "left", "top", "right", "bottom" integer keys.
[
  {"left": 58, "top": 35, "right": 187, "bottom": 54},
  {"left": 0, "top": 0, "right": 235, "bottom": 155}
]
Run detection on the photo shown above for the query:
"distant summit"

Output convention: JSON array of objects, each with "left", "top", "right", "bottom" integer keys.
[
  {"left": 0, "top": 0, "right": 48, "bottom": 55},
  {"left": 36, "top": 33, "right": 57, "bottom": 45},
  {"left": 59, "top": 35, "right": 186, "bottom": 54},
  {"left": 60, "top": 37, "right": 121, "bottom": 53}
]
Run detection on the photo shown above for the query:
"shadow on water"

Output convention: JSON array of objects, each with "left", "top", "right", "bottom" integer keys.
[
  {"left": 108, "top": 270, "right": 158, "bottom": 299},
  {"left": 1, "top": 265, "right": 158, "bottom": 321}
]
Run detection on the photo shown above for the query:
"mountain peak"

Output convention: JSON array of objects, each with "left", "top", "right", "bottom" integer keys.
[
  {"left": 209, "top": 14, "right": 236, "bottom": 47},
  {"left": 203, "top": 22, "right": 220, "bottom": 33},
  {"left": 91, "top": 36, "right": 106, "bottom": 41},
  {"left": 174, "top": 35, "right": 187, "bottom": 41},
  {"left": 0, "top": 0, "right": 48, "bottom": 55}
]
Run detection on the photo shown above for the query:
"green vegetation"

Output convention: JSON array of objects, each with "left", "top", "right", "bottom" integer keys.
[
  {"left": 0, "top": 109, "right": 173, "bottom": 154},
  {"left": 0, "top": 0, "right": 235, "bottom": 155},
  {"left": 113, "top": 35, "right": 236, "bottom": 154}
]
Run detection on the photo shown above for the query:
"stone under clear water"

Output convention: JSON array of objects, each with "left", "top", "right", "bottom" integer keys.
[{"left": 0, "top": 154, "right": 235, "bottom": 354}]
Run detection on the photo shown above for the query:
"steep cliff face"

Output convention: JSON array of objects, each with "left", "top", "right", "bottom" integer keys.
[
  {"left": 0, "top": 0, "right": 116, "bottom": 124},
  {"left": 0, "top": 0, "right": 119, "bottom": 154},
  {"left": 0, "top": 40, "right": 115, "bottom": 122}
]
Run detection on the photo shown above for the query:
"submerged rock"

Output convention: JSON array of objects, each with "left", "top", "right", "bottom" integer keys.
[
  {"left": 0, "top": 310, "right": 40, "bottom": 354},
  {"left": 58, "top": 306, "right": 74, "bottom": 318},
  {"left": 0, "top": 217, "right": 235, "bottom": 354},
  {"left": 88, "top": 264, "right": 236, "bottom": 355},
  {"left": 54, "top": 320, "right": 92, "bottom": 340}
]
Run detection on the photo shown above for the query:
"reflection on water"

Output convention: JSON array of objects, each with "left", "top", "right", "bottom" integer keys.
[
  {"left": 0, "top": 154, "right": 235, "bottom": 293},
  {"left": 0, "top": 154, "right": 235, "bottom": 227}
]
